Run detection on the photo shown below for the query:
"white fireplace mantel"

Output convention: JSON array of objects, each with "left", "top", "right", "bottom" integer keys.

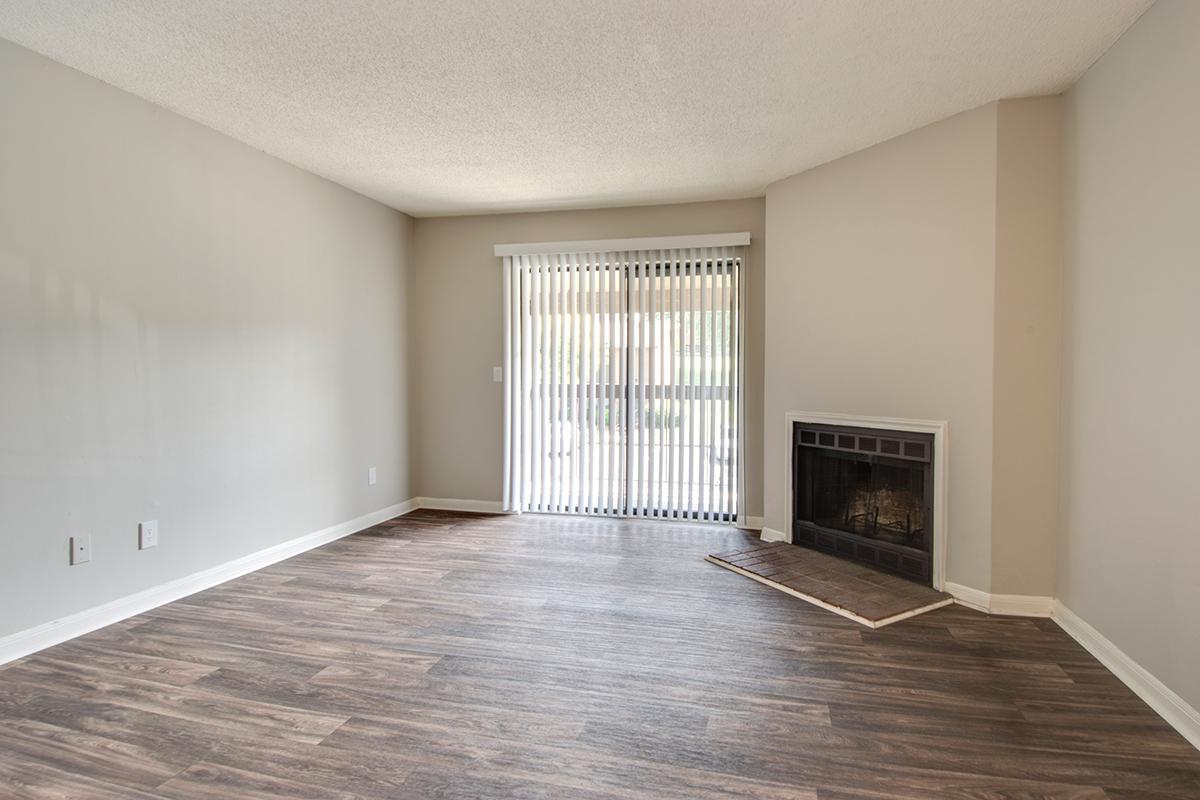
[{"left": 772, "top": 411, "right": 949, "bottom": 591}]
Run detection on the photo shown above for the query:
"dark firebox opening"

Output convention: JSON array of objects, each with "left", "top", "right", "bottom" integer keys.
[
  {"left": 793, "top": 423, "right": 934, "bottom": 585},
  {"left": 810, "top": 456, "right": 926, "bottom": 548}
]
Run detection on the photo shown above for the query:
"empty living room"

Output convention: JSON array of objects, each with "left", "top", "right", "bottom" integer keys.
[{"left": 2, "top": 1, "right": 1199, "bottom": 797}]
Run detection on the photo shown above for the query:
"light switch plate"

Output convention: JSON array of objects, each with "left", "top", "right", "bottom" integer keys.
[
  {"left": 70, "top": 534, "right": 91, "bottom": 565},
  {"left": 139, "top": 520, "right": 159, "bottom": 550},
  {"left": 492, "top": 366, "right": 503, "bottom": 383},
  {"left": 368, "top": 467, "right": 377, "bottom": 486}
]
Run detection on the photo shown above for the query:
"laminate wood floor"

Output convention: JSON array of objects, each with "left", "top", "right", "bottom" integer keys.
[{"left": 1, "top": 510, "right": 1197, "bottom": 799}]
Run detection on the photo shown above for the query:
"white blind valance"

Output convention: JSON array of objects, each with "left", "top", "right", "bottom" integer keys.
[
  {"left": 501, "top": 240, "right": 746, "bottom": 523},
  {"left": 495, "top": 232, "right": 750, "bottom": 257}
]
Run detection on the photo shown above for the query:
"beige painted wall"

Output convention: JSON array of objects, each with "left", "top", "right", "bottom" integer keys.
[
  {"left": 1059, "top": 0, "right": 1200, "bottom": 709},
  {"left": 0, "top": 39, "right": 413, "bottom": 639},
  {"left": 763, "top": 104, "right": 1000, "bottom": 591},
  {"left": 409, "top": 199, "right": 765, "bottom": 516},
  {"left": 990, "top": 97, "right": 1063, "bottom": 596}
]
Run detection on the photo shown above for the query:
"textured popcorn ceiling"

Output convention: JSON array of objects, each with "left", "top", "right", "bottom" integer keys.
[{"left": 0, "top": 1, "right": 1152, "bottom": 216}]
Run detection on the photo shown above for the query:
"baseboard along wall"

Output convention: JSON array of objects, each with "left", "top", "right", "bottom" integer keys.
[
  {"left": 759, "top": 527, "right": 788, "bottom": 542},
  {"left": 1051, "top": 601, "right": 1200, "bottom": 752},
  {"left": 943, "top": 582, "right": 1055, "bottom": 617},
  {"left": 410, "top": 497, "right": 507, "bottom": 513}
]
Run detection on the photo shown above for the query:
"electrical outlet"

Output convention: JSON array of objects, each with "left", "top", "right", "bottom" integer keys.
[
  {"left": 139, "top": 520, "right": 159, "bottom": 550},
  {"left": 368, "top": 467, "right": 377, "bottom": 486},
  {"left": 70, "top": 535, "right": 91, "bottom": 565},
  {"left": 492, "top": 366, "right": 503, "bottom": 383}
]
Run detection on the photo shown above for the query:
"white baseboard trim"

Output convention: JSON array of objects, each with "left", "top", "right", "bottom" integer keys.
[
  {"left": 411, "top": 497, "right": 508, "bottom": 513},
  {"left": 944, "top": 582, "right": 1054, "bottom": 617},
  {"left": 742, "top": 516, "right": 765, "bottom": 531},
  {"left": 0, "top": 498, "right": 418, "bottom": 667},
  {"left": 945, "top": 582, "right": 990, "bottom": 613},
  {"left": 990, "top": 592, "right": 1055, "bottom": 617},
  {"left": 758, "top": 527, "right": 788, "bottom": 543},
  {"left": 1052, "top": 600, "right": 1200, "bottom": 752}
]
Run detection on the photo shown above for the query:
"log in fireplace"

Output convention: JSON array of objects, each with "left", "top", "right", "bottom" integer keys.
[{"left": 792, "top": 422, "right": 934, "bottom": 584}]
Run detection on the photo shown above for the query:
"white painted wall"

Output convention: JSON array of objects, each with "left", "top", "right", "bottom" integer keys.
[
  {"left": 0, "top": 39, "right": 413, "bottom": 639},
  {"left": 763, "top": 105, "right": 1000, "bottom": 591},
  {"left": 1059, "top": 0, "right": 1200, "bottom": 710}
]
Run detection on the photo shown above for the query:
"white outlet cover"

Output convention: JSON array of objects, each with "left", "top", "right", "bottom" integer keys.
[
  {"left": 492, "top": 366, "right": 503, "bottom": 382},
  {"left": 70, "top": 534, "right": 91, "bottom": 565},
  {"left": 139, "top": 520, "right": 159, "bottom": 550},
  {"left": 368, "top": 467, "right": 377, "bottom": 486}
]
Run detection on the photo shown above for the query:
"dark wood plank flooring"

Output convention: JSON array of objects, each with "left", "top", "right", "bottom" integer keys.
[{"left": 1, "top": 510, "right": 1197, "bottom": 799}]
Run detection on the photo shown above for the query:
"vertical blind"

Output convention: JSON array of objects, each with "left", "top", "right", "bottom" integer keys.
[{"left": 500, "top": 235, "right": 746, "bottom": 524}]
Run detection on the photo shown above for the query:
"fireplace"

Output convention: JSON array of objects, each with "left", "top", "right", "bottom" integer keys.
[{"left": 792, "top": 422, "right": 934, "bottom": 584}]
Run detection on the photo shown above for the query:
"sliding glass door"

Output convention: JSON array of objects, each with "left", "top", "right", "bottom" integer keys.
[{"left": 502, "top": 240, "right": 744, "bottom": 523}]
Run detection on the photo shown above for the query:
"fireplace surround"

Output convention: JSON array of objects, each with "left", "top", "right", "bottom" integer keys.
[{"left": 782, "top": 412, "right": 948, "bottom": 589}]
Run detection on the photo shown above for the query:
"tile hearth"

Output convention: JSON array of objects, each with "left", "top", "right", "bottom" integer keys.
[{"left": 706, "top": 541, "right": 952, "bottom": 628}]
